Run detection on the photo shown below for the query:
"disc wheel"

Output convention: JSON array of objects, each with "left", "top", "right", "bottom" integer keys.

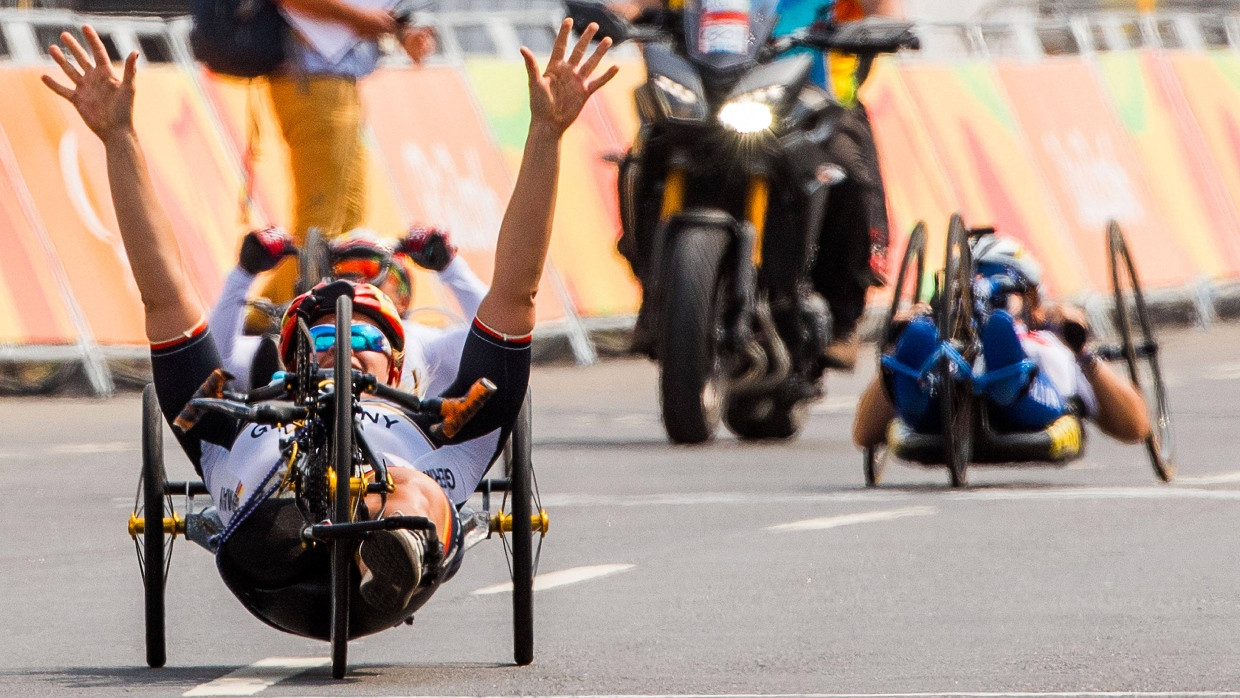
[
  {"left": 1107, "top": 221, "right": 1175, "bottom": 481},
  {"left": 330, "top": 296, "right": 356, "bottom": 679},
  {"left": 502, "top": 390, "right": 541, "bottom": 666},
  {"left": 137, "top": 383, "right": 170, "bottom": 668},
  {"left": 658, "top": 228, "right": 729, "bottom": 444},
  {"left": 938, "top": 215, "right": 976, "bottom": 488}
]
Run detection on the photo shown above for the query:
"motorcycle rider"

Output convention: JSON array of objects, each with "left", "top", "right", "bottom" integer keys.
[
  {"left": 775, "top": 0, "right": 905, "bottom": 370},
  {"left": 614, "top": 0, "right": 904, "bottom": 372}
]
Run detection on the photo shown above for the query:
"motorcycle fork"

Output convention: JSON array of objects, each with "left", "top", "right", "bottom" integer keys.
[{"left": 745, "top": 176, "right": 769, "bottom": 268}]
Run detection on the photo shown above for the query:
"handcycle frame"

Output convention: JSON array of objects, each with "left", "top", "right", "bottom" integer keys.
[
  {"left": 128, "top": 295, "right": 546, "bottom": 677},
  {"left": 863, "top": 214, "right": 1175, "bottom": 488}
]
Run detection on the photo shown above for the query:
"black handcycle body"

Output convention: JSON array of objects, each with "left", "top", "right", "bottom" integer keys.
[
  {"left": 129, "top": 295, "right": 545, "bottom": 677},
  {"left": 864, "top": 215, "right": 1174, "bottom": 488}
]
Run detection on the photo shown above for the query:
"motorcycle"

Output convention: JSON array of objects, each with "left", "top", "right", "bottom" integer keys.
[{"left": 566, "top": 0, "right": 919, "bottom": 443}]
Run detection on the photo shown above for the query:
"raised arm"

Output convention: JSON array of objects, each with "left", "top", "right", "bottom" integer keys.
[
  {"left": 474, "top": 19, "right": 617, "bottom": 338},
  {"left": 42, "top": 27, "right": 204, "bottom": 344}
]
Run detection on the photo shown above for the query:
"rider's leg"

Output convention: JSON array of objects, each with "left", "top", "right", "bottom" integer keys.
[
  {"left": 979, "top": 311, "right": 1065, "bottom": 431},
  {"left": 359, "top": 468, "right": 455, "bottom": 611},
  {"left": 883, "top": 316, "right": 940, "bottom": 431}
]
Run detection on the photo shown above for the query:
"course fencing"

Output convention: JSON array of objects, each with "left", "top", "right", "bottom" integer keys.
[{"left": 1, "top": 8, "right": 1239, "bottom": 394}]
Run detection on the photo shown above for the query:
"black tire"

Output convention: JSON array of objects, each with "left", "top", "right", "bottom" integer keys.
[
  {"left": 880, "top": 221, "right": 928, "bottom": 352},
  {"left": 1107, "top": 222, "right": 1175, "bottom": 481},
  {"left": 330, "top": 296, "right": 354, "bottom": 679},
  {"left": 938, "top": 215, "right": 975, "bottom": 488},
  {"left": 863, "top": 222, "right": 926, "bottom": 486},
  {"left": 141, "top": 384, "right": 167, "bottom": 669},
  {"left": 658, "top": 228, "right": 730, "bottom": 444},
  {"left": 508, "top": 391, "right": 535, "bottom": 666},
  {"left": 724, "top": 397, "right": 807, "bottom": 440},
  {"left": 863, "top": 446, "right": 887, "bottom": 487},
  {"left": 298, "top": 227, "right": 329, "bottom": 295}
]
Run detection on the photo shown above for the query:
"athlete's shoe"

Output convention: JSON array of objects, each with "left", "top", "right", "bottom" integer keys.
[
  {"left": 359, "top": 528, "right": 425, "bottom": 612},
  {"left": 823, "top": 333, "right": 860, "bottom": 371}
]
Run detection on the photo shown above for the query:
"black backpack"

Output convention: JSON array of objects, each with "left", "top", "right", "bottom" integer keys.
[{"left": 190, "top": 0, "right": 288, "bottom": 78}]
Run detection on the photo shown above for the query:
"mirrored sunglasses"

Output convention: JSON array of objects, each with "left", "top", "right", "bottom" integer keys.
[{"left": 308, "top": 322, "right": 391, "bottom": 354}]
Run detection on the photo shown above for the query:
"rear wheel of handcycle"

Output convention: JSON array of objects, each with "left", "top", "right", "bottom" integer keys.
[
  {"left": 864, "top": 221, "right": 927, "bottom": 487},
  {"left": 330, "top": 296, "right": 356, "bottom": 679},
  {"left": 138, "top": 383, "right": 168, "bottom": 668},
  {"left": 659, "top": 228, "right": 729, "bottom": 444},
  {"left": 938, "top": 215, "right": 975, "bottom": 488},
  {"left": 1107, "top": 221, "right": 1175, "bottom": 481},
  {"left": 504, "top": 390, "right": 540, "bottom": 665}
]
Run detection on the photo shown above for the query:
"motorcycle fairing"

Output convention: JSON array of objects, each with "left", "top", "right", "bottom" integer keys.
[{"left": 638, "top": 43, "right": 709, "bottom": 124}]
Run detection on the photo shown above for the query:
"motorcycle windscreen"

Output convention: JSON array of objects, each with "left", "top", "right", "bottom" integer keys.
[{"left": 682, "top": 0, "right": 779, "bottom": 72}]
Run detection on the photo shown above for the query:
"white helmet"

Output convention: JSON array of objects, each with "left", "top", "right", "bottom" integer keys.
[{"left": 971, "top": 233, "right": 1042, "bottom": 288}]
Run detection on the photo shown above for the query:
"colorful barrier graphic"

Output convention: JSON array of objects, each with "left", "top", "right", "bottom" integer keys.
[{"left": 4, "top": 48, "right": 1240, "bottom": 380}]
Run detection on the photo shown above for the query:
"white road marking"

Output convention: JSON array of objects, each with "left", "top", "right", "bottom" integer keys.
[
  {"left": 810, "top": 396, "right": 861, "bottom": 415},
  {"left": 0, "top": 441, "right": 138, "bottom": 459},
  {"left": 543, "top": 486, "right": 1240, "bottom": 508},
  {"left": 267, "top": 692, "right": 1240, "bottom": 697},
  {"left": 471, "top": 563, "right": 634, "bottom": 596},
  {"left": 1176, "top": 470, "right": 1240, "bottom": 485},
  {"left": 1214, "top": 361, "right": 1240, "bottom": 381},
  {"left": 768, "top": 506, "right": 938, "bottom": 532},
  {"left": 182, "top": 656, "right": 328, "bottom": 696}
]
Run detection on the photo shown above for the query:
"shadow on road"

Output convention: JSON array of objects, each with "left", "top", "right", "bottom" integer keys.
[{"left": 0, "top": 666, "right": 227, "bottom": 690}]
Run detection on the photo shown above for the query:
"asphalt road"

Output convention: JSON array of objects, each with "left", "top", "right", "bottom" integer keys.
[{"left": 2, "top": 324, "right": 1240, "bottom": 697}]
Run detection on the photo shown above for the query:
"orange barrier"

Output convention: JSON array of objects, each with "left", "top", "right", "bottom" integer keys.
[
  {"left": 6, "top": 50, "right": 1240, "bottom": 378},
  {"left": 462, "top": 59, "right": 643, "bottom": 319},
  {"left": 360, "top": 65, "right": 570, "bottom": 324}
]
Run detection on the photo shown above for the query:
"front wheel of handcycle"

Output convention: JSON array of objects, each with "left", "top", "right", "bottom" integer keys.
[
  {"left": 504, "top": 390, "right": 540, "bottom": 665},
  {"left": 938, "top": 214, "right": 975, "bottom": 488},
  {"left": 863, "top": 446, "right": 887, "bottom": 487},
  {"left": 330, "top": 295, "right": 356, "bottom": 679},
  {"left": 138, "top": 383, "right": 169, "bottom": 668},
  {"left": 1107, "top": 221, "right": 1175, "bottom": 481},
  {"left": 863, "top": 221, "right": 927, "bottom": 487}
]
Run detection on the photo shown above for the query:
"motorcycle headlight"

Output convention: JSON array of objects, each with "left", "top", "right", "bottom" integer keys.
[
  {"left": 650, "top": 74, "right": 706, "bottom": 121},
  {"left": 718, "top": 102, "right": 773, "bottom": 134},
  {"left": 718, "top": 85, "right": 787, "bottom": 134}
]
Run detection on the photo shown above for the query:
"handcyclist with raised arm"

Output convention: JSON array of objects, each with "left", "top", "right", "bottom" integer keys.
[
  {"left": 213, "top": 224, "right": 487, "bottom": 394},
  {"left": 43, "top": 21, "right": 616, "bottom": 613}
]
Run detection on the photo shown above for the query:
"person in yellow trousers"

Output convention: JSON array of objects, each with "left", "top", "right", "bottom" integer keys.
[{"left": 258, "top": 0, "right": 437, "bottom": 307}]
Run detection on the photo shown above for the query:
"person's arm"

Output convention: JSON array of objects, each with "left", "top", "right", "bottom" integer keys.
[
  {"left": 853, "top": 376, "right": 894, "bottom": 448},
  {"left": 860, "top": 0, "right": 905, "bottom": 18},
  {"left": 441, "top": 258, "right": 488, "bottom": 320},
  {"left": 474, "top": 20, "right": 618, "bottom": 337},
  {"left": 210, "top": 267, "right": 254, "bottom": 376},
  {"left": 276, "top": 0, "right": 396, "bottom": 37},
  {"left": 42, "top": 27, "right": 203, "bottom": 344},
  {"left": 1081, "top": 356, "right": 1151, "bottom": 444}
]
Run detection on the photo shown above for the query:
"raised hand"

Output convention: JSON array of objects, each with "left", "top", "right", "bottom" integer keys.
[
  {"left": 239, "top": 226, "right": 298, "bottom": 275},
  {"left": 521, "top": 19, "right": 619, "bottom": 137},
  {"left": 41, "top": 26, "right": 138, "bottom": 143}
]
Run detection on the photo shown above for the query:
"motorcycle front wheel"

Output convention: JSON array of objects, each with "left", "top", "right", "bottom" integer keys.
[{"left": 658, "top": 228, "right": 730, "bottom": 445}]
